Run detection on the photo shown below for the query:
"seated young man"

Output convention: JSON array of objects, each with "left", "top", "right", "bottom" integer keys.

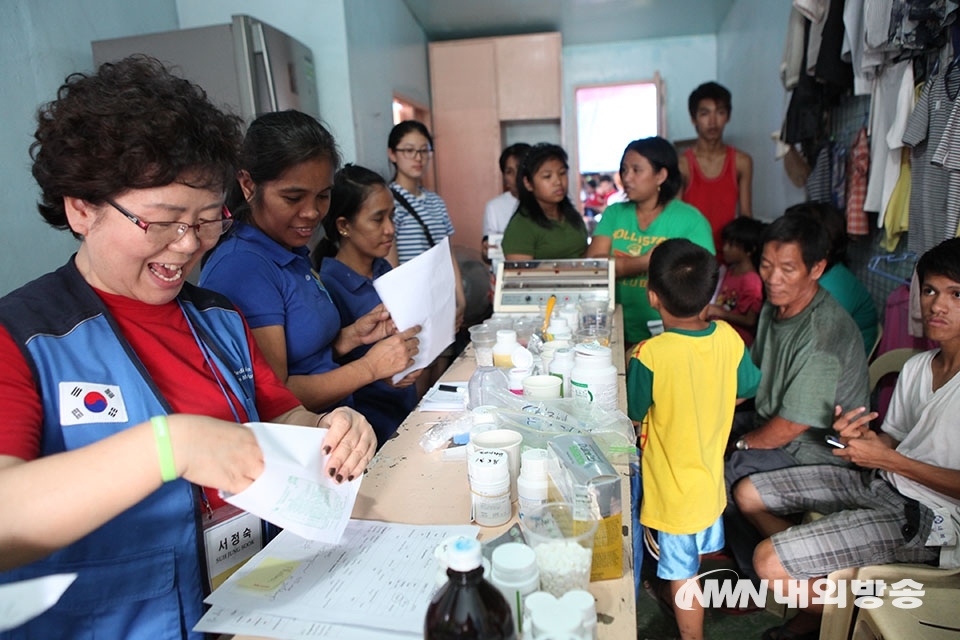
[{"left": 733, "top": 237, "right": 960, "bottom": 640}]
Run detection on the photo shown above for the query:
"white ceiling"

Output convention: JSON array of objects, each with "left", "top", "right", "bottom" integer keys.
[{"left": 401, "top": 0, "right": 736, "bottom": 45}]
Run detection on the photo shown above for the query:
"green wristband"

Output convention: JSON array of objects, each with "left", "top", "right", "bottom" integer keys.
[{"left": 151, "top": 416, "right": 178, "bottom": 482}]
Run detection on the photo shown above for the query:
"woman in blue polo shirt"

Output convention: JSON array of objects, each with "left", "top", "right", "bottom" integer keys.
[
  {"left": 201, "top": 111, "right": 421, "bottom": 420},
  {"left": 313, "top": 164, "right": 423, "bottom": 444}
]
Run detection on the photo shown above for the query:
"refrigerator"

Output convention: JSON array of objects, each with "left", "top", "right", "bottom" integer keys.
[{"left": 92, "top": 15, "right": 320, "bottom": 126}]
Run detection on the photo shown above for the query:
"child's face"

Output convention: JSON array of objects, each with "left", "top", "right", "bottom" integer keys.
[
  {"left": 920, "top": 273, "right": 960, "bottom": 343},
  {"left": 721, "top": 241, "right": 748, "bottom": 266},
  {"left": 524, "top": 158, "right": 569, "bottom": 207}
]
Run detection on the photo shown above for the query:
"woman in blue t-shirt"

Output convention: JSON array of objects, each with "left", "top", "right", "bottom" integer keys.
[
  {"left": 313, "top": 165, "right": 424, "bottom": 444},
  {"left": 201, "top": 111, "right": 421, "bottom": 418}
]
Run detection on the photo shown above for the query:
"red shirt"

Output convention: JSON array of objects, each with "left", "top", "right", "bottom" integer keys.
[
  {"left": 715, "top": 269, "right": 763, "bottom": 346},
  {"left": 682, "top": 145, "right": 740, "bottom": 254},
  {"left": 0, "top": 288, "right": 301, "bottom": 508}
]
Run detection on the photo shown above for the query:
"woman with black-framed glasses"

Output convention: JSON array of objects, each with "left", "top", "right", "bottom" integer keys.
[{"left": 0, "top": 56, "right": 376, "bottom": 638}]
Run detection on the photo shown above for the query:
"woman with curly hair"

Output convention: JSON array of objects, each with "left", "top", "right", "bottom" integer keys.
[{"left": 0, "top": 56, "right": 376, "bottom": 637}]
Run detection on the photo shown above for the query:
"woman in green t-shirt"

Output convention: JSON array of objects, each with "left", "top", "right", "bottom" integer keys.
[
  {"left": 586, "top": 137, "right": 714, "bottom": 347},
  {"left": 501, "top": 143, "right": 588, "bottom": 260}
]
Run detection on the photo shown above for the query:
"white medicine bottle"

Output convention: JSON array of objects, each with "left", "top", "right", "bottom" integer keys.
[
  {"left": 493, "top": 330, "right": 519, "bottom": 369},
  {"left": 517, "top": 448, "right": 549, "bottom": 522},
  {"left": 489, "top": 543, "right": 539, "bottom": 637},
  {"left": 548, "top": 348, "right": 575, "bottom": 398},
  {"left": 544, "top": 318, "right": 572, "bottom": 343}
]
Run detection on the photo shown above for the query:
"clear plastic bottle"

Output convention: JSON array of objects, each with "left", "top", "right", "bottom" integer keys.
[
  {"left": 467, "top": 366, "right": 509, "bottom": 410},
  {"left": 425, "top": 537, "right": 517, "bottom": 639}
]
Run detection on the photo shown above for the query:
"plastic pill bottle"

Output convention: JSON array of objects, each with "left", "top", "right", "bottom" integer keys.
[
  {"left": 569, "top": 344, "right": 618, "bottom": 411},
  {"left": 494, "top": 330, "right": 519, "bottom": 369},
  {"left": 517, "top": 449, "right": 549, "bottom": 522},
  {"left": 548, "top": 348, "right": 575, "bottom": 398},
  {"left": 508, "top": 368, "right": 529, "bottom": 396},
  {"left": 468, "top": 448, "right": 511, "bottom": 527},
  {"left": 490, "top": 542, "right": 540, "bottom": 637},
  {"left": 560, "top": 590, "right": 597, "bottom": 640}
]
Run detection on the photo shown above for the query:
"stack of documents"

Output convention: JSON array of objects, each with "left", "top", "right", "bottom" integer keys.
[
  {"left": 196, "top": 521, "right": 478, "bottom": 638},
  {"left": 419, "top": 381, "right": 468, "bottom": 412}
]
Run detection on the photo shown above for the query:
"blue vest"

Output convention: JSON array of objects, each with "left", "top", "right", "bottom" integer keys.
[{"left": 0, "top": 259, "right": 260, "bottom": 639}]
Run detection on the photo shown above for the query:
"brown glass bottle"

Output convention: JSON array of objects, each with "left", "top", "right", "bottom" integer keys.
[{"left": 425, "top": 537, "right": 516, "bottom": 639}]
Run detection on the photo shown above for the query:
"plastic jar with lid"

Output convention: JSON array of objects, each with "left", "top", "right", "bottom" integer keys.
[
  {"left": 494, "top": 330, "right": 520, "bottom": 368},
  {"left": 468, "top": 448, "right": 511, "bottom": 527},
  {"left": 569, "top": 344, "right": 618, "bottom": 411},
  {"left": 490, "top": 542, "right": 540, "bottom": 637}
]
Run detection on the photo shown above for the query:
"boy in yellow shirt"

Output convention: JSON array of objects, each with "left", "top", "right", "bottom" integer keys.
[{"left": 628, "top": 238, "right": 761, "bottom": 639}]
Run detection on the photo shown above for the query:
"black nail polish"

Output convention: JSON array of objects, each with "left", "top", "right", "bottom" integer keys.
[
  {"left": 323, "top": 446, "right": 331, "bottom": 455},
  {"left": 347, "top": 475, "right": 354, "bottom": 482},
  {"left": 328, "top": 468, "right": 335, "bottom": 477},
  {"left": 336, "top": 474, "right": 343, "bottom": 483}
]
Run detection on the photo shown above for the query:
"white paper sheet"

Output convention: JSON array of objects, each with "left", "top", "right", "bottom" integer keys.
[
  {"left": 223, "top": 422, "right": 360, "bottom": 543},
  {"left": 374, "top": 237, "right": 456, "bottom": 383},
  {"left": 419, "top": 380, "right": 468, "bottom": 411},
  {"left": 0, "top": 573, "right": 77, "bottom": 631},
  {"left": 204, "top": 520, "right": 478, "bottom": 635},
  {"left": 195, "top": 606, "right": 418, "bottom": 639}
]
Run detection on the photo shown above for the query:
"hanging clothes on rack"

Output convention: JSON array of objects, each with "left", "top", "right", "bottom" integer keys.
[
  {"left": 806, "top": 144, "right": 833, "bottom": 202},
  {"left": 882, "top": 147, "right": 912, "bottom": 251},
  {"left": 846, "top": 127, "right": 870, "bottom": 235},
  {"left": 902, "top": 66, "right": 960, "bottom": 253},
  {"left": 830, "top": 139, "right": 847, "bottom": 210}
]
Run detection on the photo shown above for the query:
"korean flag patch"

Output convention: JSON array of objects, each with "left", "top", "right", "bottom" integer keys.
[{"left": 59, "top": 382, "right": 129, "bottom": 426}]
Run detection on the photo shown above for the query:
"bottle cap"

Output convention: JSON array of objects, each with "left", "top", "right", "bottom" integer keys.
[
  {"left": 445, "top": 536, "right": 483, "bottom": 572},
  {"left": 496, "top": 329, "right": 518, "bottom": 345},
  {"left": 511, "top": 345, "right": 534, "bottom": 369},
  {"left": 491, "top": 542, "right": 537, "bottom": 582},
  {"left": 552, "top": 347, "right": 574, "bottom": 363},
  {"left": 468, "top": 448, "right": 509, "bottom": 484},
  {"left": 520, "top": 448, "right": 550, "bottom": 477},
  {"left": 560, "top": 589, "right": 596, "bottom": 625}
]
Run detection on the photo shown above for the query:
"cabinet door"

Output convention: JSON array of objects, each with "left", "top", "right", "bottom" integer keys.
[
  {"left": 495, "top": 33, "right": 562, "bottom": 121},
  {"left": 429, "top": 40, "right": 502, "bottom": 254}
]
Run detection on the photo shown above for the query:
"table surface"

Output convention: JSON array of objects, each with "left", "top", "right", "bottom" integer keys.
[{"left": 235, "top": 310, "right": 637, "bottom": 639}]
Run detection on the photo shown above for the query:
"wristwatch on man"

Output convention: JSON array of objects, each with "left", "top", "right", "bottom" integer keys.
[{"left": 735, "top": 437, "right": 750, "bottom": 451}]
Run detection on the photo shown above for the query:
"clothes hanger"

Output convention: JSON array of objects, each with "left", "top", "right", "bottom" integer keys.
[{"left": 867, "top": 252, "right": 917, "bottom": 286}]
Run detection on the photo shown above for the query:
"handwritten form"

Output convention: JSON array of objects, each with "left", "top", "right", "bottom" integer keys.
[
  {"left": 0, "top": 574, "right": 76, "bottom": 631},
  {"left": 201, "top": 520, "right": 478, "bottom": 636},
  {"left": 374, "top": 237, "right": 456, "bottom": 383},
  {"left": 223, "top": 422, "right": 360, "bottom": 543}
]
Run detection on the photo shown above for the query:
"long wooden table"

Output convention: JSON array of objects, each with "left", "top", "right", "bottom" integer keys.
[
  {"left": 353, "top": 309, "right": 636, "bottom": 637},
  {"left": 236, "top": 309, "right": 637, "bottom": 638}
]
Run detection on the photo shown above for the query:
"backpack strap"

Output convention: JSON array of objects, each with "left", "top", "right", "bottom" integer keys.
[{"left": 391, "top": 187, "right": 436, "bottom": 248}]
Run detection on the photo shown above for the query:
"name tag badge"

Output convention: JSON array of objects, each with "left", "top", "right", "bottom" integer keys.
[{"left": 203, "top": 504, "right": 265, "bottom": 591}]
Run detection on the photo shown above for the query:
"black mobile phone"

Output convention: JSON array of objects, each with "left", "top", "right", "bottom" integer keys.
[{"left": 824, "top": 435, "right": 846, "bottom": 449}]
